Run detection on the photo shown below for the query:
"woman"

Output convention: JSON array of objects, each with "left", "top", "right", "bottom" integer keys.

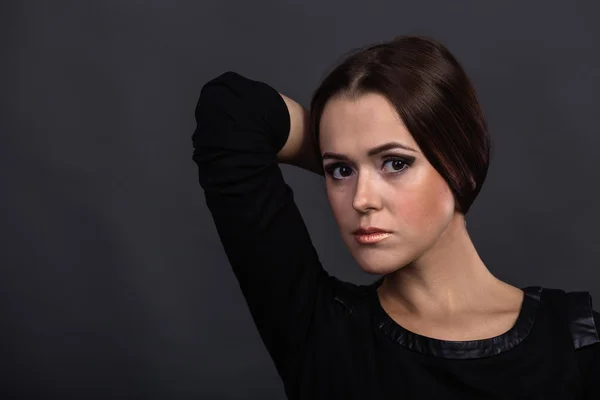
[{"left": 192, "top": 35, "right": 599, "bottom": 399}]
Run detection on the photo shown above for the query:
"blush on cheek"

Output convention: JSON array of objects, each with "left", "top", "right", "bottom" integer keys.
[{"left": 397, "top": 179, "right": 454, "bottom": 231}]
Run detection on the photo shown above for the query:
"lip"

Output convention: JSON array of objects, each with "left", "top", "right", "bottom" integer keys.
[
  {"left": 352, "top": 226, "right": 391, "bottom": 235},
  {"left": 352, "top": 226, "right": 392, "bottom": 244},
  {"left": 353, "top": 232, "right": 392, "bottom": 244}
]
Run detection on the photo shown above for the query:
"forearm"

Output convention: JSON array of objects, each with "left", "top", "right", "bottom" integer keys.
[{"left": 276, "top": 92, "right": 324, "bottom": 176}]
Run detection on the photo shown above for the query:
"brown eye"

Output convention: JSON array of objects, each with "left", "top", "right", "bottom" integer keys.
[
  {"left": 382, "top": 158, "right": 411, "bottom": 173},
  {"left": 326, "top": 164, "right": 354, "bottom": 180},
  {"left": 324, "top": 156, "right": 413, "bottom": 181}
]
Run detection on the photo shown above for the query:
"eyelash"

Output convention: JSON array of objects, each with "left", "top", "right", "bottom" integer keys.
[{"left": 324, "top": 156, "right": 415, "bottom": 181}]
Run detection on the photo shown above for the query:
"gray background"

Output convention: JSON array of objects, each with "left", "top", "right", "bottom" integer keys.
[{"left": 2, "top": 0, "right": 599, "bottom": 398}]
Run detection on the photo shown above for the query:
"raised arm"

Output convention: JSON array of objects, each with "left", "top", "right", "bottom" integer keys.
[
  {"left": 276, "top": 92, "right": 324, "bottom": 176},
  {"left": 191, "top": 71, "right": 331, "bottom": 385}
]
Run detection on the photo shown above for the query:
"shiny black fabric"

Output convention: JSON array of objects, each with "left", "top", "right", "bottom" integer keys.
[
  {"left": 370, "top": 284, "right": 543, "bottom": 359},
  {"left": 568, "top": 292, "right": 600, "bottom": 349}
]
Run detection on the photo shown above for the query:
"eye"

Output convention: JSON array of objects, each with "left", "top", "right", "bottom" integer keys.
[
  {"left": 325, "top": 164, "right": 354, "bottom": 180},
  {"left": 324, "top": 156, "right": 413, "bottom": 181},
  {"left": 382, "top": 158, "right": 410, "bottom": 173}
]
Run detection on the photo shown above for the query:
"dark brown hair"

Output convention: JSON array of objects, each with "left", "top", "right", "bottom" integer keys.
[{"left": 309, "top": 35, "right": 491, "bottom": 215}]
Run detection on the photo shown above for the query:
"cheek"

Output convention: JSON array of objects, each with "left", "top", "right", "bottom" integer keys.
[
  {"left": 392, "top": 175, "right": 455, "bottom": 230},
  {"left": 326, "top": 185, "right": 349, "bottom": 221}
]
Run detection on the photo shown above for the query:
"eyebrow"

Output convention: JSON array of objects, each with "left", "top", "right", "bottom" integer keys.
[{"left": 321, "top": 141, "right": 418, "bottom": 161}]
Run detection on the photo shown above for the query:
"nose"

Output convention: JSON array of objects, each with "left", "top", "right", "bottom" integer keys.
[{"left": 352, "top": 171, "right": 382, "bottom": 213}]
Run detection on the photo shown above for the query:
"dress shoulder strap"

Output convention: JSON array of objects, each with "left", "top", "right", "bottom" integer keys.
[{"left": 565, "top": 291, "right": 600, "bottom": 349}]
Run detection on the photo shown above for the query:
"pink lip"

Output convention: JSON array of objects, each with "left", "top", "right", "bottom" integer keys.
[
  {"left": 352, "top": 226, "right": 390, "bottom": 235},
  {"left": 354, "top": 232, "right": 392, "bottom": 244}
]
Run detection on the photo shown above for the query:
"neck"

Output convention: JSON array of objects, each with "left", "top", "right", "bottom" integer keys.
[{"left": 378, "top": 213, "right": 504, "bottom": 317}]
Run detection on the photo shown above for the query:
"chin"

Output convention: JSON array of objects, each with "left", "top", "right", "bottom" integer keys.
[{"left": 350, "top": 249, "right": 411, "bottom": 275}]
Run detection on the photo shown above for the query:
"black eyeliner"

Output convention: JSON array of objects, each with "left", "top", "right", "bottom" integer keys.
[{"left": 324, "top": 154, "right": 415, "bottom": 180}]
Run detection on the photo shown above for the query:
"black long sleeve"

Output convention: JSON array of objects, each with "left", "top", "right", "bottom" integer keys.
[{"left": 191, "top": 71, "right": 332, "bottom": 387}]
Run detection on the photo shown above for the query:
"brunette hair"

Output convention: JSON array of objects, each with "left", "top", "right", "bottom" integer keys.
[{"left": 309, "top": 35, "right": 491, "bottom": 215}]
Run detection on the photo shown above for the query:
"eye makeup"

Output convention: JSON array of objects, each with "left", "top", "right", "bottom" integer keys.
[{"left": 324, "top": 154, "right": 415, "bottom": 181}]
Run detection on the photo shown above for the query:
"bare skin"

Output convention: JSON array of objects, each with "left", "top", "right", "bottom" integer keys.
[{"left": 277, "top": 91, "right": 524, "bottom": 342}]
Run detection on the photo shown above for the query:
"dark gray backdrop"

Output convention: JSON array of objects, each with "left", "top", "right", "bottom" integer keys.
[{"left": 2, "top": 0, "right": 599, "bottom": 398}]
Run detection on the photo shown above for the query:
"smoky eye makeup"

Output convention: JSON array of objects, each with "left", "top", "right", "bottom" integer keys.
[{"left": 323, "top": 154, "right": 416, "bottom": 180}]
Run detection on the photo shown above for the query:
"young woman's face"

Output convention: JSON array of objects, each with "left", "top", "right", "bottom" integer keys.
[{"left": 319, "top": 92, "right": 458, "bottom": 275}]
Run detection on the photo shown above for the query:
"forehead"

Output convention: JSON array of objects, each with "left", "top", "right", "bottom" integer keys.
[{"left": 319, "top": 92, "right": 418, "bottom": 151}]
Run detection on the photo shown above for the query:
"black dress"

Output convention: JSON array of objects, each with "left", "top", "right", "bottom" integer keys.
[{"left": 191, "top": 70, "right": 600, "bottom": 399}]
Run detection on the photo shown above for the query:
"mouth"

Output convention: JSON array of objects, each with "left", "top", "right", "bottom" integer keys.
[
  {"left": 352, "top": 226, "right": 391, "bottom": 235},
  {"left": 353, "top": 231, "right": 392, "bottom": 244}
]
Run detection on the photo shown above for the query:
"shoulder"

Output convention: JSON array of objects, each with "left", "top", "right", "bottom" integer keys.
[
  {"left": 564, "top": 290, "right": 600, "bottom": 349},
  {"left": 542, "top": 287, "right": 600, "bottom": 350}
]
